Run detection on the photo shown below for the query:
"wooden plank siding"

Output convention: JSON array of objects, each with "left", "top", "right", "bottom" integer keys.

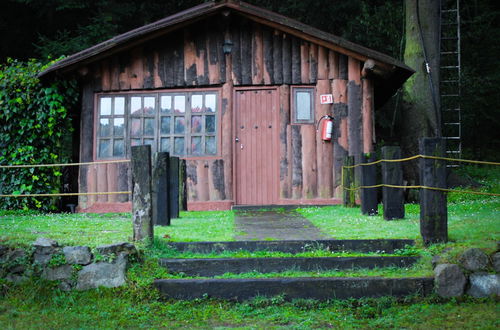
[{"left": 77, "top": 16, "right": 375, "bottom": 211}]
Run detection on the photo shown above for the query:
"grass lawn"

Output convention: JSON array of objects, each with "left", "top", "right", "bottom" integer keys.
[
  {"left": 0, "top": 210, "right": 234, "bottom": 248},
  {"left": 1, "top": 284, "right": 498, "bottom": 329},
  {"left": 0, "top": 165, "right": 498, "bottom": 328}
]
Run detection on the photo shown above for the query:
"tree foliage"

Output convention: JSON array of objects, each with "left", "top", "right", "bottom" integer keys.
[
  {"left": 460, "top": 0, "right": 500, "bottom": 160},
  {"left": 0, "top": 58, "right": 78, "bottom": 210}
]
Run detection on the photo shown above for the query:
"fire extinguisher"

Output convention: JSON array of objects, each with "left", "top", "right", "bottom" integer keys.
[{"left": 317, "top": 115, "right": 334, "bottom": 141}]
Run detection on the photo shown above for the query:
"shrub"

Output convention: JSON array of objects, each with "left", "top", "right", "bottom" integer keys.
[{"left": 0, "top": 58, "right": 78, "bottom": 211}]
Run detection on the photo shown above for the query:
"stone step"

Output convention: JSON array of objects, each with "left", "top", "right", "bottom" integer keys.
[
  {"left": 154, "top": 277, "right": 434, "bottom": 301},
  {"left": 159, "top": 256, "right": 420, "bottom": 277},
  {"left": 166, "top": 239, "right": 414, "bottom": 254}
]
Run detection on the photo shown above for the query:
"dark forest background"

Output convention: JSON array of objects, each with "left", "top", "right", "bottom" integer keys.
[{"left": 1, "top": 0, "right": 499, "bottom": 160}]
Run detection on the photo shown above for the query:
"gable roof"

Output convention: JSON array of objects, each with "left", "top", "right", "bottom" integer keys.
[{"left": 40, "top": 0, "right": 413, "bottom": 104}]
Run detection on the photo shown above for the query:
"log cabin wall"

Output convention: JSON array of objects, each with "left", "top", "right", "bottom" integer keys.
[{"left": 76, "top": 15, "right": 374, "bottom": 211}]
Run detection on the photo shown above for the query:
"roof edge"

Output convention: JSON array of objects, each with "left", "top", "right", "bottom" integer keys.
[{"left": 39, "top": 0, "right": 413, "bottom": 81}]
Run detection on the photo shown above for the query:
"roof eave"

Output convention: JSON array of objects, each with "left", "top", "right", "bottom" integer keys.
[{"left": 39, "top": 0, "right": 414, "bottom": 99}]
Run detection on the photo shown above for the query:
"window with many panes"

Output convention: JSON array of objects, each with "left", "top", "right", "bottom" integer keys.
[
  {"left": 97, "top": 96, "right": 126, "bottom": 158},
  {"left": 96, "top": 91, "right": 218, "bottom": 159},
  {"left": 292, "top": 87, "right": 315, "bottom": 124}
]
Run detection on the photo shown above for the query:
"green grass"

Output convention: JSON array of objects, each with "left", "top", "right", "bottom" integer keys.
[
  {"left": 0, "top": 212, "right": 131, "bottom": 247},
  {"left": 155, "top": 210, "right": 234, "bottom": 242},
  {"left": 0, "top": 282, "right": 497, "bottom": 329},
  {"left": 0, "top": 166, "right": 499, "bottom": 328},
  {"left": 297, "top": 199, "right": 499, "bottom": 249},
  {"left": 157, "top": 267, "right": 432, "bottom": 280},
  {"left": 0, "top": 210, "right": 234, "bottom": 247}
]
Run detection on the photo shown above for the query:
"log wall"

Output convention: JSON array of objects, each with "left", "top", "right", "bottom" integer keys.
[{"left": 77, "top": 15, "right": 375, "bottom": 210}]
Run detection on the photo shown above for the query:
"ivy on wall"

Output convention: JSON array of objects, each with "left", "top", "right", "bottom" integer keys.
[{"left": 0, "top": 58, "right": 78, "bottom": 211}]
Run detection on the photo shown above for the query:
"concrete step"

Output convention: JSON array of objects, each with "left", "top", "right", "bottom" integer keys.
[
  {"left": 166, "top": 239, "right": 414, "bottom": 254},
  {"left": 159, "top": 256, "right": 420, "bottom": 277},
  {"left": 154, "top": 277, "right": 433, "bottom": 301}
]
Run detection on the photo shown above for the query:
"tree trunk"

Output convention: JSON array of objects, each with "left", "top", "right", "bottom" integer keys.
[{"left": 401, "top": 0, "right": 441, "bottom": 185}]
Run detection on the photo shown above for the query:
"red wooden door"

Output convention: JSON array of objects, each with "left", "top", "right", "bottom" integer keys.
[{"left": 235, "top": 88, "right": 279, "bottom": 205}]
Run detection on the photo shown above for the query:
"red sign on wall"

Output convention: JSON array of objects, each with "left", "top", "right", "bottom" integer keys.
[{"left": 320, "top": 94, "right": 333, "bottom": 104}]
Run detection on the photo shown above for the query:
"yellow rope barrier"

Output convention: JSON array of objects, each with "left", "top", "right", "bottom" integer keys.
[
  {"left": 0, "top": 191, "right": 131, "bottom": 198},
  {"left": 341, "top": 183, "right": 500, "bottom": 196},
  {"left": 419, "top": 155, "right": 500, "bottom": 166},
  {"left": 343, "top": 154, "right": 500, "bottom": 169},
  {"left": 340, "top": 154, "right": 499, "bottom": 197},
  {"left": 0, "top": 159, "right": 131, "bottom": 169}
]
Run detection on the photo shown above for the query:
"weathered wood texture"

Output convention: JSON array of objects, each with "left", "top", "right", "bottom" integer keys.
[
  {"left": 91, "top": 18, "right": 348, "bottom": 92},
  {"left": 343, "top": 156, "right": 356, "bottom": 207},
  {"left": 381, "top": 146, "right": 404, "bottom": 220},
  {"left": 152, "top": 152, "right": 170, "bottom": 226},
  {"left": 131, "top": 145, "right": 153, "bottom": 241},
  {"left": 360, "top": 153, "right": 378, "bottom": 216},
  {"left": 419, "top": 138, "right": 447, "bottom": 245},
  {"left": 186, "top": 159, "right": 227, "bottom": 202},
  {"left": 78, "top": 15, "right": 376, "bottom": 208},
  {"left": 169, "top": 157, "right": 180, "bottom": 219}
]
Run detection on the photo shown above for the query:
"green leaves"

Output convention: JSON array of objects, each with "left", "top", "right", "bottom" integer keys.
[{"left": 0, "top": 58, "right": 78, "bottom": 211}]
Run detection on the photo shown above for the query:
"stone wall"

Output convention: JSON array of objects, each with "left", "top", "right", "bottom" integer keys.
[
  {"left": 434, "top": 247, "right": 500, "bottom": 298},
  {"left": 0, "top": 238, "right": 138, "bottom": 291}
]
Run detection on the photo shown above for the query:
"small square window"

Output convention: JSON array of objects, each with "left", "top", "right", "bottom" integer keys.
[{"left": 292, "top": 87, "right": 314, "bottom": 124}]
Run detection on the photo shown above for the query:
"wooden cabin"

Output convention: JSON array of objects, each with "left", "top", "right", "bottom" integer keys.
[{"left": 40, "top": 0, "right": 413, "bottom": 212}]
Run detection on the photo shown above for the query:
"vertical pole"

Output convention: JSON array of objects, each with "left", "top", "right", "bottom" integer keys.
[
  {"left": 152, "top": 152, "right": 170, "bottom": 226},
  {"left": 343, "top": 156, "right": 356, "bottom": 207},
  {"left": 179, "top": 159, "right": 187, "bottom": 211},
  {"left": 169, "top": 156, "right": 180, "bottom": 219},
  {"left": 381, "top": 146, "right": 404, "bottom": 220},
  {"left": 131, "top": 145, "right": 153, "bottom": 242},
  {"left": 420, "top": 137, "right": 447, "bottom": 245},
  {"left": 360, "top": 153, "right": 378, "bottom": 215}
]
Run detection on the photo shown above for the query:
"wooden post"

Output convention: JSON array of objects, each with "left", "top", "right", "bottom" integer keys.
[
  {"left": 152, "top": 152, "right": 170, "bottom": 226},
  {"left": 169, "top": 156, "right": 180, "bottom": 219},
  {"left": 342, "top": 156, "right": 356, "bottom": 207},
  {"left": 360, "top": 153, "right": 378, "bottom": 216},
  {"left": 131, "top": 145, "right": 153, "bottom": 242},
  {"left": 179, "top": 159, "right": 187, "bottom": 211},
  {"left": 381, "top": 146, "right": 404, "bottom": 220},
  {"left": 420, "top": 138, "right": 448, "bottom": 245}
]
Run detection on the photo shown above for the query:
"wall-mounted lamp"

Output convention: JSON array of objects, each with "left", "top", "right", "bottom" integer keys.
[{"left": 223, "top": 40, "right": 233, "bottom": 54}]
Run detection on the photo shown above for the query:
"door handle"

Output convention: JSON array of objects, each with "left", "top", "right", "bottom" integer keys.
[{"left": 235, "top": 137, "right": 240, "bottom": 142}]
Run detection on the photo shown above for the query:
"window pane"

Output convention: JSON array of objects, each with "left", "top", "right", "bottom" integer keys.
[
  {"left": 205, "top": 115, "right": 215, "bottom": 133},
  {"left": 191, "top": 136, "right": 202, "bottom": 155},
  {"left": 98, "top": 139, "right": 111, "bottom": 158},
  {"left": 296, "top": 91, "right": 312, "bottom": 121},
  {"left": 205, "top": 94, "right": 216, "bottom": 112},
  {"left": 100, "top": 98, "right": 112, "bottom": 115},
  {"left": 174, "top": 95, "right": 185, "bottom": 113},
  {"left": 131, "top": 139, "right": 141, "bottom": 146},
  {"left": 144, "top": 97, "right": 155, "bottom": 115},
  {"left": 205, "top": 136, "right": 216, "bottom": 155},
  {"left": 114, "top": 97, "right": 125, "bottom": 115},
  {"left": 174, "top": 117, "right": 185, "bottom": 134},
  {"left": 99, "top": 118, "right": 111, "bottom": 137},
  {"left": 144, "top": 118, "right": 155, "bottom": 136},
  {"left": 131, "top": 97, "right": 142, "bottom": 115},
  {"left": 131, "top": 118, "right": 141, "bottom": 136},
  {"left": 161, "top": 95, "right": 172, "bottom": 113},
  {"left": 191, "top": 116, "right": 202, "bottom": 133},
  {"left": 160, "top": 116, "right": 171, "bottom": 134},
  {"left": 174, "top": 137, "right": 185, "bottom": 155},
  {"left": 113, "top": 139, "right": 124, "bottom": 157},
  {"left": 191, "top": 94, "right": 203, "bottom": 112},
  {"left": 143, "top": 139, "right": 154, "bottom": 147},
  {"left": 113, "top": 117, "right": 124, "bottom": 136},
  {"left": 160, "top": 138, "right": 170, "bottom": 152}
]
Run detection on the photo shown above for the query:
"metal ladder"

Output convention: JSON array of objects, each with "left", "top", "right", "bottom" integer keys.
[{"left": 440, "top": 0, "right": 461, "bottom": 163}]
